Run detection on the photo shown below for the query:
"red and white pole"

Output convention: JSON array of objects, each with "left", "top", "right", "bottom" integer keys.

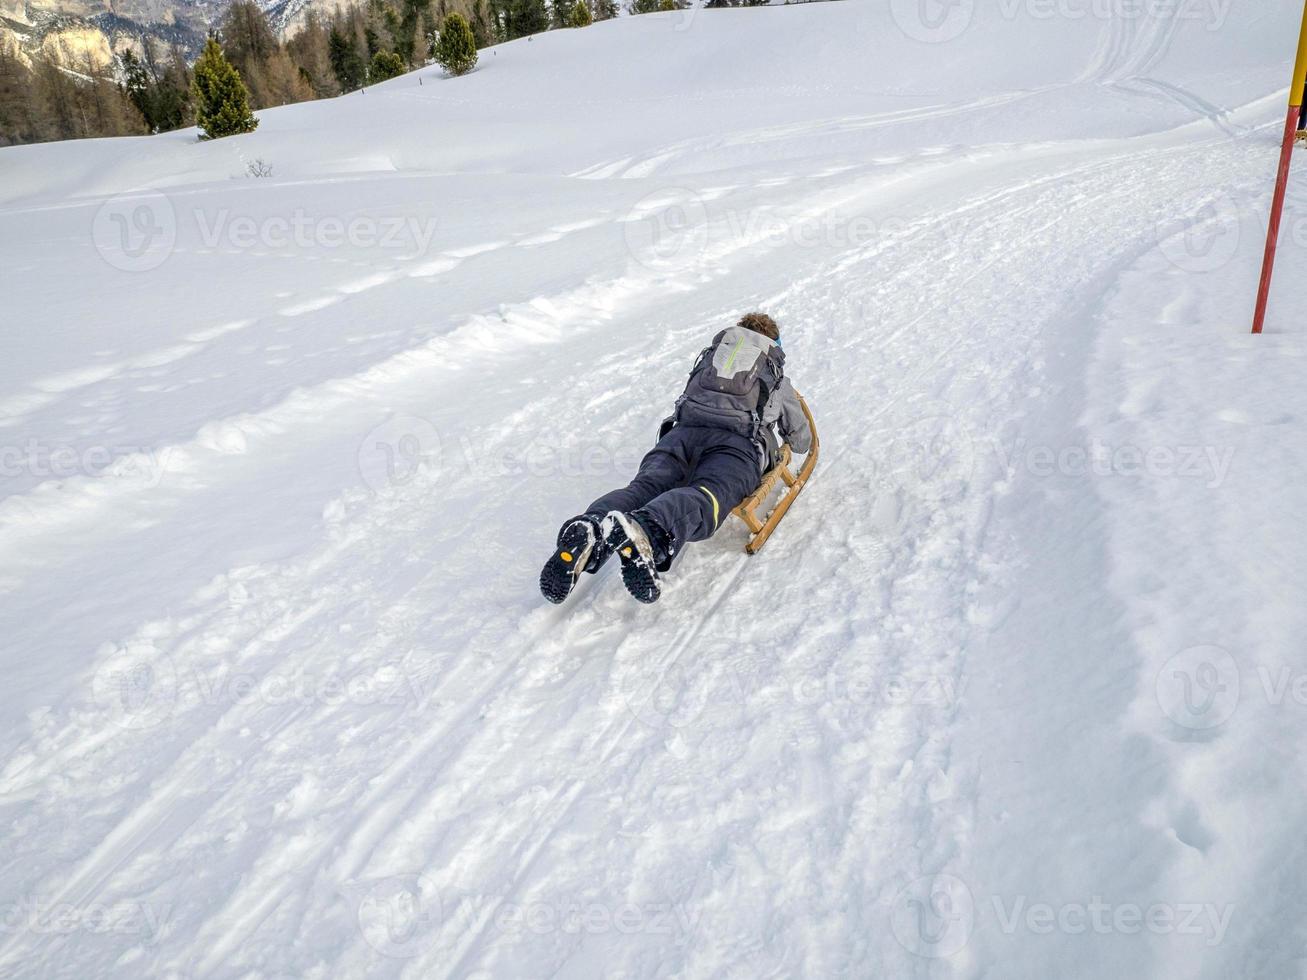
[{"left": 1252, "top": 0, "right": 1307, "bottom": 335}]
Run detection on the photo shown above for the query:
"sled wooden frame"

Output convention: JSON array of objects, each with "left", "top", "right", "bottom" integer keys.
[{"left": 731, "top": 393, "right": 820, "bottom": 555}]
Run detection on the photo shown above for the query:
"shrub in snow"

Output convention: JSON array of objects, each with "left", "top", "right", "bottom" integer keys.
[
  {"left": 191, "top": 37, "right": 258, "bottom": 140},
  {"left": 370, "top": 51, "right": 406, "bottom": 82},
  {"left": 434, "top": 13, "right": 478, "bottom": 77},
  {"left": 569, "top": 0, "right": 593, "bottom": 26}
]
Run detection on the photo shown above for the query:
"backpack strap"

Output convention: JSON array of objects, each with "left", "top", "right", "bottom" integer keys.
[
  {"left": 750, "top": 349, "right": 786, "bottom": 462},
  {"left": 674, "top": 344, "right": 715, "bottom": 424}
]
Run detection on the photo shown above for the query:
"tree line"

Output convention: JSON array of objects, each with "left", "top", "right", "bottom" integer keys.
[{"left": 0, "top": 0, "right": 695, "bottom": 147}]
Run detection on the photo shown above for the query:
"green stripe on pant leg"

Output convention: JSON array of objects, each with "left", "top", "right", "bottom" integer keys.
[{"left": 698, "top": 486, "right": 720, "bottom": 529}]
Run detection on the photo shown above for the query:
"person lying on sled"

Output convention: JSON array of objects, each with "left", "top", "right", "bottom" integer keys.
[{"left": 541, "top": 311, "right": 813, "bottom": 605}]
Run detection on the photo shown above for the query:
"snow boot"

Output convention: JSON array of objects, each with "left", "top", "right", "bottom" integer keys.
[
  {"left": 540, "top": 514, "right": 609, "bottom": 604},
  {"left": 603, "top": 511, "right": 671, "bottom": 604}
]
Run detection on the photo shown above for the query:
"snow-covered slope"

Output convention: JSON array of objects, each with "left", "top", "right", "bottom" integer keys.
[{"left": 3, "top": 3, "right": 1307, "bottom": 977}]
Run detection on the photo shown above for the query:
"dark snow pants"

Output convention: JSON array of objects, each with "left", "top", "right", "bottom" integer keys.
[{"left": 587, "top": 425, "right": 762, "bottom": 549}]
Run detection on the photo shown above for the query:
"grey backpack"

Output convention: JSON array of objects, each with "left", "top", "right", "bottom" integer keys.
[{"left": 674, "top": 326, "right": 784, "bottom": 439}]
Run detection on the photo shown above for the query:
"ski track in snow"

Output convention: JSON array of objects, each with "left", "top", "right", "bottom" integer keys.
[
  {"left": 0, "top": 128, "right": 1273, "bottom": 978},
  {"left": 2, "top": 4, "right": 1305, "bottom": 978}
]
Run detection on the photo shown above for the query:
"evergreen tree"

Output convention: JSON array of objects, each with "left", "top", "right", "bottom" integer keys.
[
  {"left": 591, "top": 0, "right": 617, "bottom": 19},
  {"left": 191, "top": 37, "right": 258, "bottom": 140},
  {"left": 328, "top": 28, "right": 367, "bottom": 91},
  {"left": 120, "top": 49, "right": 153, "bottom": 124},
  {"left": 156, "top": 46, "right": 195, "bottom": 131},
  {"left": 369, "top": 49, "right": 406, "bottom": 81},
  {"left": 568, "top": 0, "right": 592, "bottom": 26},
  {"left": 502, "top": 0, "right": 548, "bottom": 39},
  {"left": 119, "top": 44, "right": 189, "bottom": 134},
  {"left": 395, "top": 0, "right": 432, "bottom": 65},
  {"left": 433, "top": 12, "right": 478, "bottom": 76}
]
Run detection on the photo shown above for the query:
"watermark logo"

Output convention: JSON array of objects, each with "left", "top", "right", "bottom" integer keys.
[
  {"left": 670, "top": 0, "right": 700, "bottom": 33},
  {"left": 615, "top": 655, "right": 745, "bottom": 731},
  {"left": 91, "top": 645, "right": 179, "bottom": 730},
  {"left": 0, "top": 898, "right": 174, "bottom": 944},
  {"left": 890, "top": 0, "right": 975, "bottom": 43},
  {"left": 880, "top": 415, "right": 977, "bottom": 503},
  {"left": 1156, "top": 644, "right": 1239, "bottom": 730},
  {"left": 623, "top": 188, "right": 710, "bottom": 271},
  {"left": 357, "top": 415, "right": 443, "bottom": 494},
  {"left": 1, "top": 441, "right": 174, "bottom": 488},
  {"left": 195, "top": 209, "right": 438, "bottom": 254},
  {"left": 1157, "top": 190, "right": 1241, "bottom": 273},
  {"left": 357, "top": 873, "right": 441, "bottom": 959},
  {"left": 890, "top": 874, "right": 975, "bottom": 958},
  {"left": 92, "top": 193, "right": 177, "bottom": 273}
]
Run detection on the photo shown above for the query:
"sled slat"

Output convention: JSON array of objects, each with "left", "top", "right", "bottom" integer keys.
[{"left": 731, "top": 394, "right": 820, "bottom": 554}]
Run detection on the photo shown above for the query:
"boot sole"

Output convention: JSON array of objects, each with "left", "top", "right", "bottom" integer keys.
[
  {"left": 606, "top": 518, "right": 661, "bottom": 604},
  {"left": 539, "top": 524, "right": 594, "bottom": 604}
]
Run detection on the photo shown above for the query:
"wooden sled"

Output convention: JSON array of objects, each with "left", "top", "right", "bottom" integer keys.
[{"left": 731, "top": 393, "right": 820, "bottom": 555}]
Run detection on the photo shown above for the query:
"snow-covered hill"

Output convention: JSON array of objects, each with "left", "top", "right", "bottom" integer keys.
[{"left": 3, "top": 3, "right": 1307, "bottom": 977}]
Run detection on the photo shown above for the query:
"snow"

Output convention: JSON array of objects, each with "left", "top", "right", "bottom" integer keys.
[{"left": 3, "top": 2, "right": 1307, "bottom": 977}]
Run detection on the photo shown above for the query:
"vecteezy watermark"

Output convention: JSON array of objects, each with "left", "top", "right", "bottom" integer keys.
[
  {"left": 1156, "top": 189, "right": 1242, "bottom": 274},
  {"left": 93, "top": 192, "right": 178, "bottom": 273},
  {"left": 355, "top": 876, "right": 701, "bottom": 960},
  {"left": 1155, "top": 649, "right": 1307, "bottom": 728},
  {"left": 890, "top": 874, "right": 976, "bottom": 958},
  {"left": 1, "top": 441, "right": 175, "bottom": 488},
  {"left": 455, "top": 437, "right": 645, "bottom": 482},
  {"left": 890, "top": 873, "right": 1234, "bottom": 959},
  {"left": 622, "top": 188, "right": 710, "bottom": 272},
  {"left": 357, "top": 873, "right": 442, "bottom": 959},
  {"left": 991, "top": 438, "right": 1236, "bottom": 490},
  {"left": 1155, "top": 645, "right": 1240, "bottom": 730},
  {"left": 878, "top": 415, "right": 978, "bottom": 504},
  {"left": 489, "top": 898, "right": 700, "bottom": 946},
  {"left": 613, "top": 645, "right": 962, "bottom": 733},
  {"left": 890, "top": 0, "right": 976, "bottom": 43},
  {"left": 92, "top": 645, "right": 425, "bottom": 731},
  {"left": 890, "top": 0, "right": 1230, "bottom": 45},
  {"left": 789, "top": 668, "right": 964, "bottom": 712},
  {"left": 357, "top": 415, "right": 444, "bottom": 494},
  {"left": 1004, "top": 0, "right": 1229, "bottom": 27},
  {"left": 193, "top": 209, "right": 439, "bottom": 254},
  {"left": 721, "top": 208, "right": 917, "bottom": 252},
  {"left": 92, "top": 644, "right": 180, "bottom": 731},
  {"left": 357, "top": 423, "right": 662, "bottom": 494},
  {"left": 92, "top": 194, "right": 440, "bottom": 272},
  {"left": 615, "top": 655, "right": 746, "bottom": 731},
  {"left": 989, "top": 895, "right": 1233, "bottom": 946},
  {"left": 0, "top": 898, "right": 174, "bottom": 945},
  {"left": 1256, "top": 666, "right": 1307, "bottom": 707},
  {"left": 192, "top": 662, "right": 425, "bottom": 712}
]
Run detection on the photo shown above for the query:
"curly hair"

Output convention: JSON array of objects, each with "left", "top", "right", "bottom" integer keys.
[{"left": 737, "top": 312, "right": 779, "bottom": 341}]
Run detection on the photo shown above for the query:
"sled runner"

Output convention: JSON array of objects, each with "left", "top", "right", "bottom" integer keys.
[{"left": 731, "top": 393, "right": 819, "bottom": 555}]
